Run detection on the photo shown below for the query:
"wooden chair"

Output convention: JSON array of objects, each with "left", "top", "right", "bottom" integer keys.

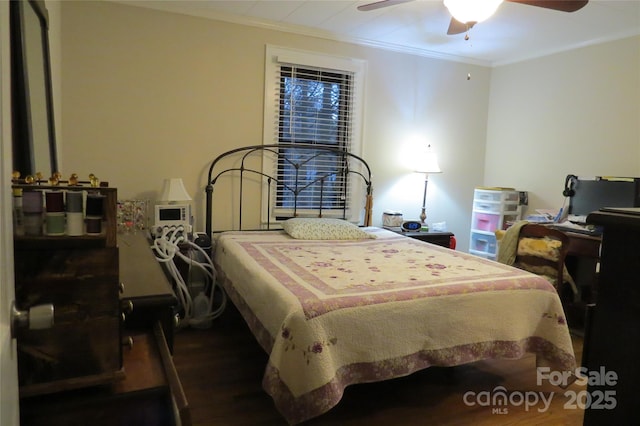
[{"left": 512, "top": 224, "right": 570, "bottom": 291}]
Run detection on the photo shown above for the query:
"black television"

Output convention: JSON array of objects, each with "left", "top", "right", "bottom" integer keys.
[{"left": 568, "top": 177, "right": 640, "bottom": 217}]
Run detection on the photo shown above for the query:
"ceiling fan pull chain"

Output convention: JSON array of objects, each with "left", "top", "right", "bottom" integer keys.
[{"left": 464, "top": 23, "right": 471, "bottom": 42}]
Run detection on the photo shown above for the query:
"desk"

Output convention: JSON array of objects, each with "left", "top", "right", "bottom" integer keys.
[{"left": 549, "top": 227, "right": 601, "bottom": 331}]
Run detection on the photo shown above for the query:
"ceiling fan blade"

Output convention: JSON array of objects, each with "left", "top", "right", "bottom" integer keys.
[
  {"left": 447, "top": 18, "right": 476, "bottom": 35},
  {"left": 506, "top": 0, "right": 588, "bottom": 13},
  {"left": 357, "top": 0, "right": 415, "bottom": 12}
]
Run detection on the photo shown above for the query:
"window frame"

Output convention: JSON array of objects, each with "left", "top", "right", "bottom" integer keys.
[{"left": 262, "top": 45, "right": 366, "bottom": 225}]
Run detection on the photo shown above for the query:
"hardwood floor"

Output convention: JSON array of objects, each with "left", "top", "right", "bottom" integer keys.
[{"left": 172, "top": 305, "right": 585, "bottom": 425}]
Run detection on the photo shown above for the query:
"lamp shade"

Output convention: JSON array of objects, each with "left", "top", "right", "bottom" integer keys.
[
  {"left": 159, "top": 178, "right": 192, "bottom": 202},
  {"left": 415, "top": 145, "right": 442, "bottom": 174},
  {"left": 444, "top": 0, "right": 504, "bottom": 24}
]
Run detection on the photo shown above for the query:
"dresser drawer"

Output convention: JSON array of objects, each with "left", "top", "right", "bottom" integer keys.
[
  {"left": 15, "top": 247, "right": 122, "bottom": 395},
  {"left": 21, "top": 322, "right": 190, "bottom": 426},
  {"left": 15, "top": 247, "right": 120, "bottom": 318},
  {"left": 19, "top": 316, "right": 123, "bottom": 394}
]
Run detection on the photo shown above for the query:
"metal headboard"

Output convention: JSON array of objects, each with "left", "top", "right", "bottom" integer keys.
[{"left": 205, "top": 144, "right": 373, "bottom": 237}]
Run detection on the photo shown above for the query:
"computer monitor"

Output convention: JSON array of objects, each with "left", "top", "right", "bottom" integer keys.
[{"left": 568, "top": 177, "right": 640, "bottom": 217}]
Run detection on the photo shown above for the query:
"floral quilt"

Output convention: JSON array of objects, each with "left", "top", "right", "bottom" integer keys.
[{"left": 213, "top": 228, "right": 576, "bottom": 424}]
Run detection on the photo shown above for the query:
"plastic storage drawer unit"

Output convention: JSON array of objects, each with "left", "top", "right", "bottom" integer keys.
[{"left": 469, "top": 187, "right": 523, "bottom": 259}]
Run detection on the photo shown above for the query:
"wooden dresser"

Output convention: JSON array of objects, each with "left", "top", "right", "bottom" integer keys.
[
  {"left": 118, "top": 232, "right": 179, "bottom": 352},
  {"left": 13, "top": 184, "right": 122, "bottom": 396},
  {"left": 13, "top": 182, "right": 188, "bottom": 425}
]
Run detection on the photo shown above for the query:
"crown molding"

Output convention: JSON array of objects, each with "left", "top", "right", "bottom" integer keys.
[{"left": 111, "top": 1, "right": 492, "bottom": 67}]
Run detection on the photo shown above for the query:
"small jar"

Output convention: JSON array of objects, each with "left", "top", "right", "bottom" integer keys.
[{"left": 382, "top": 210, "right": 403, "bottom": 227}]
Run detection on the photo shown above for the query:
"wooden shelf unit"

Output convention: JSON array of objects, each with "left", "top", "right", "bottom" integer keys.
[
  {"left": 12, "top": 182, "right": 117, "bottom": 248},
  {"left": 12, "top": 183, "right": 123, "bottom": 397}
]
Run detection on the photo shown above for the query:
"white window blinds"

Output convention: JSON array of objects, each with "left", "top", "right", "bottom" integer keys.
[{"left": 263, "top": 46, "right": 366, "bottom": 222}]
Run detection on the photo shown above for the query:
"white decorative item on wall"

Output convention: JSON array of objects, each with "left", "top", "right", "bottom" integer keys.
[{"left": 117, "top": 199, "right": 149, "bottom": 233}]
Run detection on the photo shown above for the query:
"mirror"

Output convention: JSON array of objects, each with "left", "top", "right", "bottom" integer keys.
[{"left": 10, "top": 0, "right": 58, "bottom": 179}]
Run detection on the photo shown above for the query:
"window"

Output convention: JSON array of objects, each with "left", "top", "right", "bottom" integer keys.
[{"left": 263, "top": 46, "right": 366, "bottom": 223}]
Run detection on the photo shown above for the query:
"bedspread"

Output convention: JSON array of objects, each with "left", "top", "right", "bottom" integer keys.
[{"left": 213, "top": 227, "right": 576, "bottom": 424}]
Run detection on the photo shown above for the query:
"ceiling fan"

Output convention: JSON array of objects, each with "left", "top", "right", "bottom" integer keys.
[{"left": 357, "top": 0, "right": 589, "bottom": 35}]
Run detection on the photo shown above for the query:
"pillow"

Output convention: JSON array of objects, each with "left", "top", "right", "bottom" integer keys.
[
  {"left": 282, "top": 218, "right": 376, "bottom": 240},
  {"left": 517, "top": 237, "right": 562, "bottom": 261}
]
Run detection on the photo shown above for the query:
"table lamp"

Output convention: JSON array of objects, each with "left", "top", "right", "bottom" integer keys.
[
  {"left": 159, "top": 178, "right": 192, "bottom": 204},
  {"left": 415, "top": 145, "right": 442, "bottom": 224}
]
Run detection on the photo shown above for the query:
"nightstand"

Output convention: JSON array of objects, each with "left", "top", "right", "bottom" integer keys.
[{"left": 384, "top": 227, "right": 455, "bottom": 249}]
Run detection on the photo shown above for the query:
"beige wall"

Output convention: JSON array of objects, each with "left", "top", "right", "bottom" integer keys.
[
  {"left": 56, "top": 1, "right": 640, "bottom": 251},
  {"left": 59, "top": 0, "right": 490, "bottom": 249},
  {"left": 486, "top": 35, "right": 640, "bottom": 215}
]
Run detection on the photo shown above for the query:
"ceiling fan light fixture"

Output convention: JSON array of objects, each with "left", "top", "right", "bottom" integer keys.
[{"left": 444, "top": 0, "right": 504, "bottom": 24}]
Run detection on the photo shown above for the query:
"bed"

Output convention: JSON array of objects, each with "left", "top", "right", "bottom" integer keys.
[{"left": 206, "top": 145, "right": 576, "bottom": 424}]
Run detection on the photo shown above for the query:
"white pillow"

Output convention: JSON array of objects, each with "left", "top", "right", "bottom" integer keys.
[{"left": 282, "top": 218, "right": 376, "bottom": 240}]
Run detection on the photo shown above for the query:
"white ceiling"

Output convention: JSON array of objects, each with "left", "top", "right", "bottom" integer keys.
[{"left": 120, "top": 0, "right": 640, "bottom": 66}]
